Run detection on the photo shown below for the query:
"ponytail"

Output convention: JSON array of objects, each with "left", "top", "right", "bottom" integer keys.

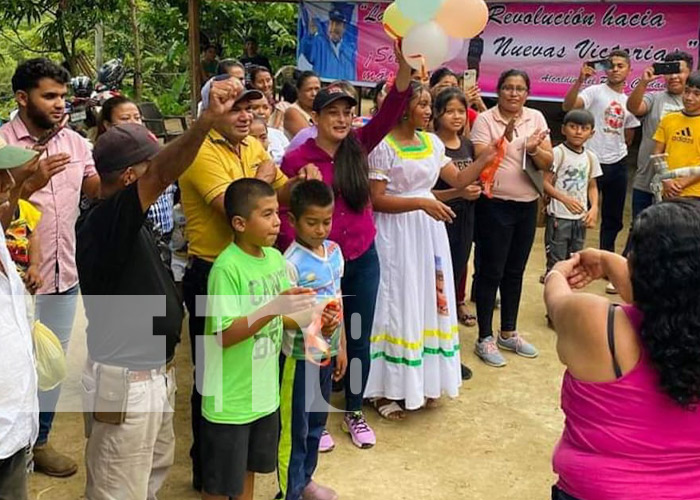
[{"left": 333, "top": 134, "right": 370, "bottom": 213}]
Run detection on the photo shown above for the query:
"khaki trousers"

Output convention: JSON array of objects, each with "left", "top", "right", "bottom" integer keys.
[{"left": 82, "top": 361, "right": 176, "bottom": 500}]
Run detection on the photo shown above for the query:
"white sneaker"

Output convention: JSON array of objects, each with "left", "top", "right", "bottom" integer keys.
[{"left": 606, "top": 282, "right": 618, "bottom": 295}]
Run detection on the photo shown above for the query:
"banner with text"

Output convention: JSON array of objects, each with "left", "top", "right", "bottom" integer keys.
[{"left": 297, "top": 2, "right": 700, "bottom": 100}]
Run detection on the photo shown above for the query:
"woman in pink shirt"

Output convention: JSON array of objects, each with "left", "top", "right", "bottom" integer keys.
[
  {"left": 545, "top": 199, "right": 700, "bottom": 500},
  {"left": 470, "top": 69, "right": 552, "bottom": 367},
  {"left": 278, "top": 43, "right": 412, "bottom": 450}
]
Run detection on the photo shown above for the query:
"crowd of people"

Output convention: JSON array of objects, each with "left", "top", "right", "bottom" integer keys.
[{"left": 0, "top": 37, "right": 700, "bottom": 500}]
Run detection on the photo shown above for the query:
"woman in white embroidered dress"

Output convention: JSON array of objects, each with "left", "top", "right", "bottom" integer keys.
[{"left": 366, "top": 81, "right": 495, "bottom": 419}]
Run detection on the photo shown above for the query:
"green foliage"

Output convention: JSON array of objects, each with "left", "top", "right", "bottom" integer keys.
[{"left": 0, "top": 0, "right": 299, "bottom": 115}]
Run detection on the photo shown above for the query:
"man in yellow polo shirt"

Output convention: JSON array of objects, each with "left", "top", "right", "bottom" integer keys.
[
  {"left": 180, "top": 76, "right": 319, "bottom": 491},
  {"left": 654, "top": 71, "right": 700, "bottom": 199}
]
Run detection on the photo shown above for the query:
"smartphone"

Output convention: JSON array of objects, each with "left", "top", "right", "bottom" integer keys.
[
  {"left": 463, "top": 69, "right": 477, "bottom": 92},
  {"left": 34, "top": 114, "right": 69, "bottom": 149},
  {"left": 653, "top": 61, "right": 681, "bottom": 75},
  {"left": 586, "top": 59, "right": 612, "bottom": 72}
]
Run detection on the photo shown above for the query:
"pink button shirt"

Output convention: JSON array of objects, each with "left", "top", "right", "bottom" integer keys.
[
  {"left": 0, "top": 117, "right": 97, "bottom": 294},
  {"left": 470, "top": 106, "right": 549, "bottom": 203}
]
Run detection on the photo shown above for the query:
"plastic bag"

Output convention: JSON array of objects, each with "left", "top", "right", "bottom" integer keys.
[
  {"left": 479, "top": 118, "right": 516, "bottom": 198},
  {"left": 32, "top": 320, "right": 67, "bottom": 391},
  {"left": 479, "top": 136, "right": 507, "bottom": 198}
]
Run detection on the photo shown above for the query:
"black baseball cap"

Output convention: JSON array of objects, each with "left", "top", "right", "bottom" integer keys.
[
  {"left": 93, "top": 123, "right": 160, "bottom": 174},
  {"left": 329, "top": 9, "right": 347, "bottom": 23},
  {"left": 312, "top": 87, "right": 358, "bottom": 113}
]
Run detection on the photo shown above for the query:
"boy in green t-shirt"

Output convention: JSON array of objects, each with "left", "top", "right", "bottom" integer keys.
[{"left": 200, "top": 178, "right": 316, "bottom": 500}]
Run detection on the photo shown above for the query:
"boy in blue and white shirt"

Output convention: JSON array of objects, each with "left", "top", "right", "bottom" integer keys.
[{"left": 278, "top": 180, "right": 346, "bottom": 500}]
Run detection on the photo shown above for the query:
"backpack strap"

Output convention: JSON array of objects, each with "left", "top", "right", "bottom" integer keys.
[{"left": 607, "top": 303, "right": 623, "bottom": 379}]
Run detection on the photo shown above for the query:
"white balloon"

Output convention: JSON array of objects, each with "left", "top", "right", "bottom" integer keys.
[
  {"left": 402, "top": 21, "right": 450, "bottom": 71},
  {"left": 446, "top": 37, "right": 465, "bottom": 61}
]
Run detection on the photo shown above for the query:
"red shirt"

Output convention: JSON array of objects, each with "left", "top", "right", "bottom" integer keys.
[{"left": 278, "top": 85, "right": 412, "bottom": 261}]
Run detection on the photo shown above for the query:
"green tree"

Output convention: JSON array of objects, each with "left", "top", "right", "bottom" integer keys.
[{"left": 0, "top": 0, "right": 118, "bottom": 72}]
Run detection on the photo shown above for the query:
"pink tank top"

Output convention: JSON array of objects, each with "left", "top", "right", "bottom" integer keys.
[{"left": 553, "top": 304, "right": 700, "bottom": 500}]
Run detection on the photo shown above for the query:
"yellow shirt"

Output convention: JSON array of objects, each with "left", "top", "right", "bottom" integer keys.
[
  {"left": 179, "top": 131, "right": 288, "bottom": 262},
  {"left": 654, "top": 111, "right": 700, "bottom": 198}
]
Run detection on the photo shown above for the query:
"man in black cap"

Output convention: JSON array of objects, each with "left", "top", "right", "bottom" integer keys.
[
  {"left": 300, "top": 4, "right": 357, "bottom": 81},
  {"left": 76, "top": 77, "right": 242, "bottom": 500}
]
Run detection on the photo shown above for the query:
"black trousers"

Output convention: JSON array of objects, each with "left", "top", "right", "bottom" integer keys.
[
  {"left": 597, "top": 159, "right": 628, "bottom": 253},
  {"left": 552, "top": 485, "right": 581, "bottom": 500},
  {"left": 474, "top": 198, "right": 537, "bottom": 340},
  {"left": 444, "top": 201, "right": 476, "bottom": 297},
  {"left": 183, "top": 257, "right": 213, "bottom": 489}
]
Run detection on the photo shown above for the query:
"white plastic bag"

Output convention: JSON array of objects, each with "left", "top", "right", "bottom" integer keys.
[{"left": 32, "top": 320, "right": 67, "bottom": 391}]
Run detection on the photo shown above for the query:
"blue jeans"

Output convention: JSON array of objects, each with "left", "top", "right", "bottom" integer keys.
[
  {"left": 341, "top": 243, "right": 380, "bottom": 412},
  {"left": 623, "top": 189, "right": 655, "bottom": 256},
  {"left": 35, "top": 284, "right": 79, "bottom": 445}
]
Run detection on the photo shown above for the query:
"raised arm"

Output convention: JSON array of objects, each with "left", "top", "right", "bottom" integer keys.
[
  {"left": 563, "top": 64, "right": 594, "bottom": 112},
  {"left": 137, "top": 78, "right": 244, "bottom": 211},
  {"left": 356, "top": 41, "right": 412, "bottom": 153},
  {"left": 627, "top": 67, "right": 655, "bottom": 117}
]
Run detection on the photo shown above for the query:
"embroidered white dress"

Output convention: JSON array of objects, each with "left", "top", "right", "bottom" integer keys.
[{"left": 365, "top": 131, "right": 461, "bottom": 410}]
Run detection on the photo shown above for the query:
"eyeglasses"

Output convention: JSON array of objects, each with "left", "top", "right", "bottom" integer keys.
[{"left": 500, "top": 86, "right": 528, "bottom": 95}]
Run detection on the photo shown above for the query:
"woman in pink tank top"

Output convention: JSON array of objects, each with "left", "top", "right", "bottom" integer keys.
[{"left": 543, "top": 198, "right": 700, "bottom": 500}]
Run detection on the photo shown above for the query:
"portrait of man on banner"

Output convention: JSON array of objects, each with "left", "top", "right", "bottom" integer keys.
[{"left": 298, "top": 2, "right": 358, "bottom": 81}]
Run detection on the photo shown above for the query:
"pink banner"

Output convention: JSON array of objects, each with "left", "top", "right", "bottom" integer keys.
[
  {"left": 298, "top": 2, "right": 700, "bottom": 100},
  {"left": 479, "top": 3, "right": 700, "bottom": 100}
]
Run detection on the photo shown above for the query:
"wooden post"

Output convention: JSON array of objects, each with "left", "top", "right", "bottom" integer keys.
[{"left": 188, "top": 0, "right": 201, "bottom": 118}]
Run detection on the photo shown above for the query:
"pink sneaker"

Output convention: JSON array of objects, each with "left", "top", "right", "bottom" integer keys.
[
  {"left": 302, "top": 480, "right": 338, "bottom": 500},
  {"left": 319, "top": 429, "right": 335, "bottom": 453},
  {"left": 341, "top": 411, "right": 376, "bottom": 449}
]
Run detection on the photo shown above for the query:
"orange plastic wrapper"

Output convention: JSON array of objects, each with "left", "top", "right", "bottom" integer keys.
[
  {"left": 304, "top": 314, "right": 331, "bottom": 367},
  {"left": 303, "top": 299, "right": 342, "bottom": 367},
  {"left": 479, "top": 118, "right": 515, "bottom": 198},
  {"left": 479, "top": 136, "right": 507, "bottom": 198}
]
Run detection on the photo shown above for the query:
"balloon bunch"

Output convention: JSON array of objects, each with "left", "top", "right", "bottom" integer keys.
[{"left": 383, "top": 0, "right": 489, "bottom": 72}]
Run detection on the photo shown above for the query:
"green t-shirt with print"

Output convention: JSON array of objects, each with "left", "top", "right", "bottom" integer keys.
[{"left": 201, "top": 243, "right": 289, "bottom": 425}]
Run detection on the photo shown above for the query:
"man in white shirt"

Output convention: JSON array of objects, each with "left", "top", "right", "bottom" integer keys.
[
  {"left": 563, "top": 50, "right": 640, "bottom": 264},
  {"left": 0, "top": 138, "right": 40, "bottom": 500}
]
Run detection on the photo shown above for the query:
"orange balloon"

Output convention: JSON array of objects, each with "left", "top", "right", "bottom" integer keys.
[{"left": 436, "top": 0, "right": 488, "bottom": 39}]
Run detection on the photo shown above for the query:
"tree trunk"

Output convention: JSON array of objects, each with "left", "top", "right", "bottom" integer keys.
[
  {"left": 55, "top": 8, "right": 74, "bottom": 73},
  {"left": 95, "top": 22, "right": 104, "bottom": 70},
  {"left": 129, "top": 0, "right": 143, "bottom": 101}
]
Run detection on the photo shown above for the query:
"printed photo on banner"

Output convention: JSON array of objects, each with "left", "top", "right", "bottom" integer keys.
[{"left": 298, "top": 2, "right": 359, "bottom": 81}]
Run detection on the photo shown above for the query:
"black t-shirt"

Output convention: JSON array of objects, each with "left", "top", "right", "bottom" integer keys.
[
  {"left": 76, "top": 183, "right": 183, "bottom": 370},
  {"left": 241, "top": 54, "right": 272, "bottom": 73},
  {"left": 434, "top": 136, "right": 475, "bottom": 209}
]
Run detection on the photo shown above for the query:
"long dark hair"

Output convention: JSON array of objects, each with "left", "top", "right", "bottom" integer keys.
[
  {"left": 333, "top": 133, "right": 370, "bottom": 212},
  {"left": 433, "top": 87, "right": 468, "bottom": 134},
  {"left": 629, "top": 198, "right": 700, "bottom": 409}
]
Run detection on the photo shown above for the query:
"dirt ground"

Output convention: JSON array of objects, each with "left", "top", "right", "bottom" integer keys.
[{"left": 27, "top": 226, "right": 618, "bottom": 500}]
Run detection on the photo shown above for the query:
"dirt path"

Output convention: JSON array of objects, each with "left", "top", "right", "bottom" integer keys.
[{"left": 28, "top": 228, "right": 614, "bottom": 500}]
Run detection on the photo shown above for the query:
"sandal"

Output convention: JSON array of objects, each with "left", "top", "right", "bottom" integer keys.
[
  {"left": 424, "top": 397, "right": 439, "bottom": 409},
  {"left": 372, "top": 398, "right": 405, "bottom": 421},
  {"left": 457, "top": 303, "right": 477, "bottom": 327}
]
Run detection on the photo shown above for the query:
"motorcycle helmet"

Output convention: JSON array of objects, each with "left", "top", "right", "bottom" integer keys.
[
  {"left": 97, "top": 59, "right": 126, "bottom": 90},
  {"left": 70, "top": 76, "right": 93, "bottom": 98}
]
